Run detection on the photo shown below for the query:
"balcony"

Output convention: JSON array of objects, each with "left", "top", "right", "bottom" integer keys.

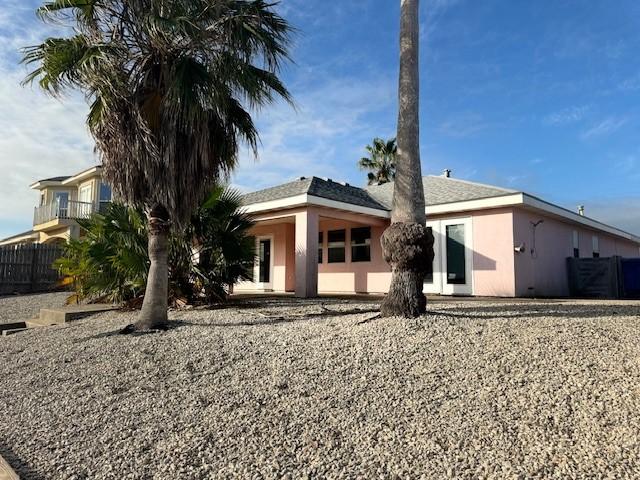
[{"left": 33, "top": 200, "right": 97, "bottom": 226}]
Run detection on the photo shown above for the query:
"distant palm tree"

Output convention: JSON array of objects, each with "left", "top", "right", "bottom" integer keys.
[
  {"left": 380, "top": 0, "right": 434, "bottom": 318},
  {"left": 358, "top": 137, "right": 397, "bottom": 185},
  {"left": 24, "top": 0, "right": 294, "bottom": 330}
]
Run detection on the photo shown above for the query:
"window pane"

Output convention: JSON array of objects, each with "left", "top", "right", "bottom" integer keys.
[
  {"left": 259, "top": 239, "right": 271, "bottom": 283},
  {"left": 100, "top": 183, "right": 112, "bottom": 202},
  {"left": 318, "top": 232, "right": 323, "bottom": 263},
  {"left": 328, "top": 248, "right": 345, "bottom": 263},
  {"left": 328, "top": 229, "right": 345, "bottom": 263},
  {"left": 328, "top": 229, "right": 345, "bottom": 244},
  {"left": 446, "top": 224, "right": 466, "bottom": 285},
  {"left": 351, "top": 227, "right": 371, "bottom": 262}
]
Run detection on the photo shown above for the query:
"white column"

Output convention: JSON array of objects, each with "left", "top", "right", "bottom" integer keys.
[{"left": 295, "top": 209, "right": 319, "bottom": 298}]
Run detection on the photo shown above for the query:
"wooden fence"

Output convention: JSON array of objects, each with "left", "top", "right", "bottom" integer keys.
[
  {"left": 0, "top": 244, "right": 63, "bottom": 295},
  {"left": 567, "top": 256, "right": 640, "bottom": 299}
]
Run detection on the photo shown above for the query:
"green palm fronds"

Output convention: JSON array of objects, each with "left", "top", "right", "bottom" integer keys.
[{"left": 358, "top": 137, "right": 397, "bottom": 185}]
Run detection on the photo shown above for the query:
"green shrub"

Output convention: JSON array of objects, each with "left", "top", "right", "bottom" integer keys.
[{"left": 55, "top": 187, "right": 254, "bottom": 304}]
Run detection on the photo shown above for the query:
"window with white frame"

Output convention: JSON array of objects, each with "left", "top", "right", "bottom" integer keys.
[
  {"left": 592, "top": 235, "right": 600, "bottom": 258},
  {"left": 572, "top": 230, "right": 579, "bottom": 258}
]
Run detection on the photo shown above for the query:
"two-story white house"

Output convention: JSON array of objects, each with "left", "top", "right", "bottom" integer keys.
[{"left": 0, "top": 166, "right": 111, "bottom": 246}]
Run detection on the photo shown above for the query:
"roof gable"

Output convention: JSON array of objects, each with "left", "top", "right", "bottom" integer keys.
[{"left": 241, "top": 176, "right": 388, "bottom": 211}]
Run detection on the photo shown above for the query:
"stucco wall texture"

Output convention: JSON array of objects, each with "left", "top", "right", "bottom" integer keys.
[{"left": 236, "top": 205, "right": 639, "bottom": 298}]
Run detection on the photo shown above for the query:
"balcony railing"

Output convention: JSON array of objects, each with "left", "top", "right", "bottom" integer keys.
[{"left": 33, "top": 200, "right": 97, "bottom": 226}]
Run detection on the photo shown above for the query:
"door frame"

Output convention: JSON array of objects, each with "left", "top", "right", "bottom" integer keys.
[
  {"left": 254, "top": 235, "right": 274, "bottom": 291},
  {"left": 424, "top": 217, "right": 474, "bottom": 296},
  {"left": 424, "top": 221, "right": 442, "bottom": 294},
  {"left": 440, "top": 217, "right": 474, "bottom": 295}
]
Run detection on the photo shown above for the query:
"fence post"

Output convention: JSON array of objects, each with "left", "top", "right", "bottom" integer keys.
[{"left": 30, "top": 244, "right": 39, "bottom": 291}]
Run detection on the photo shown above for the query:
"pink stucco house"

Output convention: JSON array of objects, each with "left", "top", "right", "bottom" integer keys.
[{"left": 235, "top": 174, "right": 640, "bottom": 298}]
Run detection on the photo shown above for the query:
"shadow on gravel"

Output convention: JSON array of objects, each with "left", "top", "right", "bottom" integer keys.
[
  {"left": 175, "top": 307, "right": 381, "bottom": 328},
  {"left": 434, "top": 303, "right": 640, "bottom": 320},
  {"left": 0, "top": 440, "right": 42, "bottom": 480},
  {"left": 74, "top": 327, "right": 166, "bottom": 343},
  {"left": 207, "top": 295, "right": 382, "bottom": 311}
]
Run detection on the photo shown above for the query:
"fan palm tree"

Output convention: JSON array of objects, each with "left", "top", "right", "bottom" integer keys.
[
  {"left": 380, "top": 0, "right": 434, "bottom": 317},
  {"left": 23, "top": 0, "right": 293, "bottom": 330},
  {"left": 358, "top": 137, "right": 396, "bottom": 185}
]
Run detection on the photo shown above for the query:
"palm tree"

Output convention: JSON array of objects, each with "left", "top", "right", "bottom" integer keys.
[
  {"left": 380, "top": 0, "right": 434, "bottom": 317},
  {"left": 358, "top": 137, "right": 396, "bottom": 185},
  {"left": 24, "top": 0, "right": 293, "bottom": 330}
]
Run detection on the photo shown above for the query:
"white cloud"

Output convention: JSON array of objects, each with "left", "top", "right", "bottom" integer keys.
[
  {"left": 543, "top": 105, "right": 589, "bottom": 125},
  {"left": 232, "top": 74, "right": 397, "bottom": 190},
  {"left": 0, "top": 2, "right": 95, "bottom": 239},
  {"left": 580, "top": 117, "right": 628, "bottom": 140}
]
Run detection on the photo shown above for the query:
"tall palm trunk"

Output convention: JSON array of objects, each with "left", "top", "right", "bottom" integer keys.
[
  {"left": 380, "top": 0, "right": 434, "bottom": 317},
  {"left": 135, "top": 205, "right": 170, "bottom": 329}
]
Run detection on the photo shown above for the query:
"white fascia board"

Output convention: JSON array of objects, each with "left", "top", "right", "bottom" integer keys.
[
  {"left": 305, "top": 195, "right": 390, "bottom": 218},
  {"left": 242, "top": 194, "right": 309, "bottom": 214},
  {"left": 242, "top": 194, "right": 390, "bottom": 218},
  {"left": 61, "top": 166, "right": 101, "bottom": 185},
  {"left": 30, "top": 181, "right": 59, "bottom": 190},
  {"left": 425, "top": 193, "right": 524, "bottom": 215},
  {"left": 522, "top": 194, "right": 640, "bottom": 244}
]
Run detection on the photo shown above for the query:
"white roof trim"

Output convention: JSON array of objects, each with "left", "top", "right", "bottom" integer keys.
[
  {"left": 243, "top": 189, "right": 640, "bottom": 244},
  {"left": 243, "top": 194, "right": 390, "bottom": 218},
  {"left": 61, "top": 166, "right": 101, "bottom": 185},
  {"left": 522, "top": 194, "right": 640, "bottom": 244},
  {"left": 30, "top": 180, "right": 64, "bottom": 190},
  {"left": 306, "top": 195, "right": 390, "bottom": 218},
  {"left": 426, "top": 193, "right": 523, "bottom": 215}
]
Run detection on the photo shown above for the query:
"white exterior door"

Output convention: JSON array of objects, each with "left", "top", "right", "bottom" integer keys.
[
  {"left": 424, "top": 218, "right": 474, "bottom": 296},
  {"left": 254, "top": 236, "right": 274, "bottom": 290}
]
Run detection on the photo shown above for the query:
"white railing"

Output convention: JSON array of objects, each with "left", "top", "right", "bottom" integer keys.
[{"left": 33, "top": 200, "right": 96, "bottom": 226}]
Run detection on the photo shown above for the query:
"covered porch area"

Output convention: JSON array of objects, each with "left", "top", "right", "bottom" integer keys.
[{"left": 234, "top": 206, "right": 392, "bottom": 297}]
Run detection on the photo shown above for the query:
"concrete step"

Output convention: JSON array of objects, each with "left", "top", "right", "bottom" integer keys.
[
  {"left": 0, "top": 453, "right": 19, "bottom": 480},
  {"left": 39, "top": 304, "right": 120, "bottom": 324}
]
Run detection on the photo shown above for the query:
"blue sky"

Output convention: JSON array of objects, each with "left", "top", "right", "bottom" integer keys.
[{"left": 1, "top": 0, "right": 639, "bottom": 239}]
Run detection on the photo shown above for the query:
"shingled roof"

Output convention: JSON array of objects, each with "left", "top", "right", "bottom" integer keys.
[
  {"left": 241, "top": 176, "right": 389, "bottom": 211},
  {"left": 366, "top": 175, "right": 517, "bottom": 209},
  {"left": 242, "top": 175, "right": 517, "bottom": 211}
]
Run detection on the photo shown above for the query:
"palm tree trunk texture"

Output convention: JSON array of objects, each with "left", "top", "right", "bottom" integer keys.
[
  {"left": 135, "top": 205, "right": 170, "bottom": 330},
  {"left": 380, "top": 0, "right": 434, "bottom": 318}
]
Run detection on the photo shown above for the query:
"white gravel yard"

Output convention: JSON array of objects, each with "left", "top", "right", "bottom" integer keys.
[
  {"left": 0, "top": 292, "right": 69, "bottom": 324},
  {"left": 1, "top": 296, "right": 640, "bottom": 479}
]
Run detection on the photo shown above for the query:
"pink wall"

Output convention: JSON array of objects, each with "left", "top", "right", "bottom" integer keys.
[
  {"left": 513, "top": 208, "right": 639, "bottom": 297},
  {"left": 236, "top": 205, "right": 639, "bottom": 298},
  {"left": 471, "top": 208, "right": 516, "bottom": 297},
  {"left": 234, "top": 222, "right": 295, "bottom": 292},
  {"left": 317, "top": 218, "right": 391, "bottom": 294}
]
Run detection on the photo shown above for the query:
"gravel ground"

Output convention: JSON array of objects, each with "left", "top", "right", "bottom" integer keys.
[
  {"left": 0, "top": 292, "right": 69, "bottom": 324},
  {"left": 1, "top": 297, "right": 640, "bottom": 479}
]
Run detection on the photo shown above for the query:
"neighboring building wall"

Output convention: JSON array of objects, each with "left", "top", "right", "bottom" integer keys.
[
  {"left": 513, "top": 208, "right": 640, "bottom": 297},
  {"left": 470, "top": 208, "right": 516, "bottom": 297},
  {"left": 317, "top": 218, "right": 391, "bottom": 294}
]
